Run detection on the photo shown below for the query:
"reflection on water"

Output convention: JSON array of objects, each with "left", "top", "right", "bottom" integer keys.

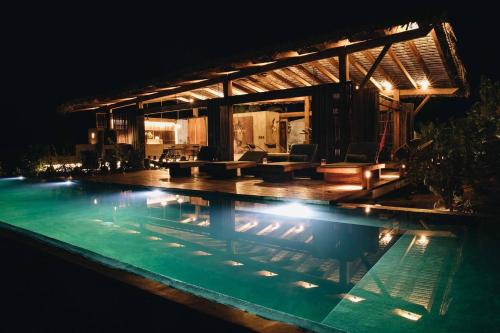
[{"left": 0, "top": 179, "right": 498, "bottom": 333}]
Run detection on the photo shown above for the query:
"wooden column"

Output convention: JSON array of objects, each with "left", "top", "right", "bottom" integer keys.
[
  {"left": 133, "top": 102, "right": 146, "bottom": 157},
  {"left": 338, "top": 50, "right": 350, "bottom": 83},
  {"left": 208, "top": 80, "right": 234, "bottom": 161},
  {"left": 304, "top": 96, "right": 311, "bottom": 143},
  {"left": 350, "top": 88, "right": 379, "bottom": 143},
  {"left": 108, "top": 109, "right": 114, "bottom": 129},
  {"left": 311, "top": 85, "right": 335, "bottom": 162}
]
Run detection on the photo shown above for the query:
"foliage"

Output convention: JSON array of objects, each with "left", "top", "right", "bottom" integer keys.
[
  {"left": 409, "top": 77, "right": 500, "bottom": 212},
  {"left": 125, "top": 148, "right": 144, "bottom": 171}
]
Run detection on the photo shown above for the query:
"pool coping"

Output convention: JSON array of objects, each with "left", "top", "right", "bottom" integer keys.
[{"left": 0, "top": 221, "right": 344, "bottom": 333}]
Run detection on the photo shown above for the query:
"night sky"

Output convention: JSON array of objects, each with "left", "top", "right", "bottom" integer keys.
[{"left": 1, "top": 4, "right": 497, "bottom": 154}]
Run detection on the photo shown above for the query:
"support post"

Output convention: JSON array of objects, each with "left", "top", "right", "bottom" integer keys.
[
  {"left": 134, "top": 102, "right": 146, "bottom": 158},
  {"left": 304, "top": 96, "right": 311, "bottom": 143},
  {"left": 208, "top": 80, "right": 234, "bottom": 160},
  {"left": 338, "top": 50, "right": 350, "bottom": 83}
]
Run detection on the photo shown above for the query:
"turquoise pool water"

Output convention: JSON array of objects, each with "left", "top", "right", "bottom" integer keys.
[{"left": 0, "top": 178, "right": 498, "bottom": 332}]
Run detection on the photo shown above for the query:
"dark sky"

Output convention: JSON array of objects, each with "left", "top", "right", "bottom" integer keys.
[{"left": 1, "top": 4, "right": 498, "bottom": 152}]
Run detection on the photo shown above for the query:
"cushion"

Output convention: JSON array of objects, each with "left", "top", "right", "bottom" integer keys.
[
  {"left": 238, "top": 150, "right": 267, "bottom": 162},
  {"left": 197, "top": 146, "right": 218, "bottom": 161},
  {"left": 345, "top": 153, "right": 369, "bottom": 163},
  {"left": 289, "top": 154, "right": 309, "bottom": 162},
  {"left": 289, "top": 144, "right": 318, "bottom": 162}
]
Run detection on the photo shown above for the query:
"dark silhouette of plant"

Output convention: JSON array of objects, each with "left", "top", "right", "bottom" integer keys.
[{"left": 409, "top": 77, "right": 499, "bottom": 212}]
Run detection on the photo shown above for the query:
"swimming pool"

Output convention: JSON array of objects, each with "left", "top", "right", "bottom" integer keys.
[{"left": 0, "top": 178, "right": 498, "bottom": 332}]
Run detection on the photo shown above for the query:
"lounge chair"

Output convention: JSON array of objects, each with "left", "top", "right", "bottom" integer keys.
[
  {"left": 203, "top": 150, "right": 268, "bottom": 178},
  {"left": 162, "top": 146, "right": 218, "bottom": 178},
  {"left": 258, "top": 144, "right": 318, "bottom": 182},
  {"left": 316, "top": 142, "right": 385, "bottom": 188}
]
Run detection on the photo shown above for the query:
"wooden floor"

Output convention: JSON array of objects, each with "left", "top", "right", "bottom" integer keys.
[{"left": 87, "top": 170, "right": 399, "bottom": 204}]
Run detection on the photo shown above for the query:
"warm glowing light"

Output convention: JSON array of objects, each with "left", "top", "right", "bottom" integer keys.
[
  {"left": 381, "top": 80, "right": 393, "bottom": 91},
  {"left": 280, "top": 224, "right": 306, "bottom": 238},
  {"left": 91, "top": 132, "right": 96, "bottom": 139},
  {"left": 364, "top": 170, "right": 372, "bottom": 179},
  {"left": 332, "top": 185, "right": 363, "bottom": 191},
  {"left": 402, "top": 164, "right": 406, "bottom": 169},
  {"left": 364, "top": 206, "right": 371, "bottom": 214},
  {"left": 144, "top": 120, "right": 176, "bottom": 130},
  {"left": 355, "top": 85, "right": 359, "bottom": 90},
  {"left": 418, "top": 79, "right": 430, "bottom": 90},
  {"left": 416, "top": 235, "right": 429, "bottom": 246},
  {"left": 256, "top": 223, "right": 280, "bottom": 236},
  {"left": 393, "top": 308, "right": 422, "bottom": 321},
  {"left": 380, "top": 174, "right": 400, "bottom": 179},
  {"left": 340, "top": 293, "right": 365, "bottom": 303},
  {"left": 224, "top": 260, "right": 244, "bottom": 266},
  {"left": 256, "top": 270, "right": 278, "bottom": 277},
  {"left": 236, "top": 221, "right": 259, "bottom": 232},
  {"left": 379, "top": 233, "right": 393, "bottom": 245},
  {"left": 165, "top": 242, "right": 184, "bottom": 248},
  {"left": 293, "top": 281, "right": 319, "bottom": 289},
  {"left": 197, "top": 220, "right": 210, "bottom": 227},
  {"left": 188, "top": 98, "right": 194, "bottom": 103},
  {"left": 177, "top": 198, "right": 184, "bottom": 204},
  {"left": 192, "top": 250, "right": 212, "bottom": 256}
]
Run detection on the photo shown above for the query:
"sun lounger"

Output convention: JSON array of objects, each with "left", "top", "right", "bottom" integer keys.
[
  {"left": 258, "top": 144, "right": 318, "bottom": 182},
  {"left": 162, "top": 146, "right": 218, "bottom": 178},
  {"left": 316, "top": 142, "right": 384, "bottom": 187},
  {"left": 204, "top": 151, "right": 267, "bottom": 178}
]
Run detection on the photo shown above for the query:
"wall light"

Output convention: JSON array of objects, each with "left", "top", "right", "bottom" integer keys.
[
  {"left": 419, "top": 79, "right": 430, "bottom": 90},
  {"left": 381, "top": 81, "right": 393, "bottom": 91}
]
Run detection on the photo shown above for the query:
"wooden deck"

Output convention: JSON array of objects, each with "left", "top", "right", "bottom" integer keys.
[{"left": 86, "top": 170, "right": 402, "bottom": 204}]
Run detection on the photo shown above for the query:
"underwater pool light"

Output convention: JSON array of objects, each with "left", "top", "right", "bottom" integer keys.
[{"left": 267, "top": 202, "right": 312, "bottom": 218}]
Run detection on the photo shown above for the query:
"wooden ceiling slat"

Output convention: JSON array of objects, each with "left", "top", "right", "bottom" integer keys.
[
  {"left": 248, "top": 76, "right": 282, "bottom": 90},
  {"left": 232, "top": 82, "right": 256, "bottom": 94},
  {"left": 348, "top": 55, "right": 383, "bottom": 90},
  {"left": 267, "top": 71, "right": 299, "bottom": 88},
  {"left": 281, "top": 67, "right": 311, "bottom": 86},
  {"left": 360, "top": 45, "right": 391, "bottom": 88},
  {"left": 311, "top": 61, "right": 339, "bottom": 82},
  {"left": 295, "top": 64, "right": 325, "bottom": 84},
  {"left": 406, "top": 40, "right": 432, "bottom": 81},
  {"left": 388, "top": 47, "right": 418, "bottom": 88},
  {"left": 236, "top": 79, "right": 268, "bottom": 93},
  {"left": 255, "top": 74, "right": 288, "bottom": 90}
]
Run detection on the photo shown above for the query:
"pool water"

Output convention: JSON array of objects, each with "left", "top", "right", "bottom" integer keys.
[{"left": 0, "top": 178, "right": 498, "bottom": 332}]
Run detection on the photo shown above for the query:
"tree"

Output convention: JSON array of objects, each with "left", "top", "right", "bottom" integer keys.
[{"left": 409, "top": 77, "right": 499, "bottom": 213}]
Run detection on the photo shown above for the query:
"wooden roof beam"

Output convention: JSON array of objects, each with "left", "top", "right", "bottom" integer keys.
[
  {"left": 203, "top": 87, "right": 224, "bottom": 98},
  {"left": 311, "top": 61, "right": 339, "bottom": 82},
  {"left": 236, "top": 79, "right": 268, "bottom": 93},
  {"left": 232, "top": 82, "right": 256, "bottom": 94},
  {"left": 406, "top": 40, "right": 432, "bottom": 81},
  {"left": 414, "top": 95, "right": 431, "bottom": 114},
  {"left": 359, "top": 43, "right": 392, "bottom": 89},
  {"left": 387, "top": 47, "right": 418, "bottom": 88},
  {"left": 281, "top": 68, "right": 312, "bottom": 86},
  {"left": 254, "top": 74, "right": 288, "bottom": 90},
  {"left": 267, "top": 71, "right": 299, "bottom": 88},
  {"left": 396, "top": 87, "right": 458, "bottom": 96},
  {"left": 248, "top": 76, "right": 283, "bottom": 90},
  {"left": 294, "top": 65, "right": 325, "bottom": 84},
  {"left": 349, "top": 55, "right": 382, "bottom": 90}
]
